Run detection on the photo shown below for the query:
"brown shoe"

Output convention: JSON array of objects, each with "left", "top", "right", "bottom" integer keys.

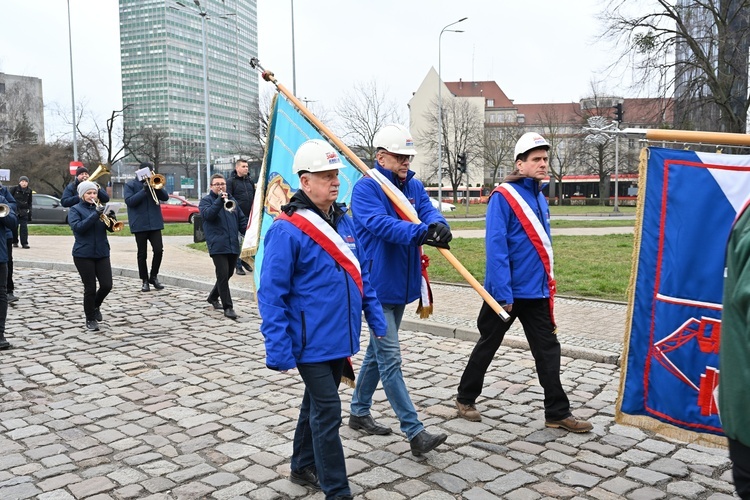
[
  {"left": 456, "top": 399, "right": 481, "bottom": 422},
  {"left": 545, "top": 415, "right": 593, "bottom": 433}
]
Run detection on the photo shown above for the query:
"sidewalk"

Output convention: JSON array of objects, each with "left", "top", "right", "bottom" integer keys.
[{"left": 0, "top": 235, "right": 737, "bottom": 499}]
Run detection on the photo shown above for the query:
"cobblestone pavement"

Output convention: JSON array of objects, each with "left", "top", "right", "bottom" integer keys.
[{"left": 0, "top": 266, "right": 738, "bottom": 499}]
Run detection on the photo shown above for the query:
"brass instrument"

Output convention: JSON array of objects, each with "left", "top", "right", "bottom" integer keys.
[
  {"left": 220, "top": 191, "right": 236, "bottom": 212},
  {"left": 88, "top": 164, "right": 110, "bottom": 182},
  {"left": 145, "top": 172, "right": 166, "bottom": 205},
  {"left": 95, "top": 201, "right": 124, "bottom": 232},
  {"left": 0, "top": 204, "right": 9, "bottom": 218}
]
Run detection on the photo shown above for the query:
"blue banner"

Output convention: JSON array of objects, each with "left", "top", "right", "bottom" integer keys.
[
  {"left": 618, "top": 147, "right": 750, "bottom": 440},
  {"left": 246, "top": 95, "right": 363, "bottom": 292}
]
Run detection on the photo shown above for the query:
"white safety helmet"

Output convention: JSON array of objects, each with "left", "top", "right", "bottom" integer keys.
[
  {"left": 292, "top": 139, "right": 343, "bottom": 175},
  {"left": 514, "top": 132, "right": 550, "bottom": 161},
  {"left": 374, "top": 124, "right": 418, "bottom": 156}
]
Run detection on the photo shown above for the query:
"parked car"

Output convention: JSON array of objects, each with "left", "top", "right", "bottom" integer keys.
[
  {"left": 429, "top": 197, "right": 456, "bottom": 212},
  {"left": 31, "top": 194, "right": 69, "bottom": 224},
  {"left": 160, "top": 195, "right": 200, "bottom": 223}
]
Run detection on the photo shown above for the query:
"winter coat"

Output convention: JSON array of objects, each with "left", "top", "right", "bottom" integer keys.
[
  {"left": 226, "top": 170, "right": 255, "bottom": 218},
  {"left": 0, "top": 193, "right": 17, "bottom": 263},
  {"left": 199, "top": 191, "right": 248, "bottom": 256},
  {"left": 61, "top": 180, "right": 109, "bottom": 208},
  {"left": 259, "top": 191, "right": 386, "bottom": 371},
  {"left": 124, "top": 177, "right": 168, "bottom": 233},
  {"left": 68, "top": 200, "right": 111, "bottom": 259},
  {"left": 485, "top": 176, "right": 551, "bottom": 305},
  {"left": 10, "top": 185, "right": 32, "bottom": 218},
  {"left": 350, "top": 162, "right": 447, "bottom": 305}
]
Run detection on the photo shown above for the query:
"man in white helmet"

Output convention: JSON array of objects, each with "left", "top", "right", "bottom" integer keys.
[
  {"left": 259, "top": 140, "right": 386, "bottom": 500},
  {"left": 348, "top": 124, "right": 451, "bottom": 456},
  {"left": 455, "top": 132, "right": 592, "bottom": 433}
]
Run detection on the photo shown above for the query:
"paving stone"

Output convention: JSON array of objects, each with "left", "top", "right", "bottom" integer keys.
[{"left": 67, "top": 476, "right": 116, "bottom": 498}]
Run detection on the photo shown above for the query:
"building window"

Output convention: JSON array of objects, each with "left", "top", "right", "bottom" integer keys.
[{"left": 486, "top": 98, "right": 494, "bottom": 107}]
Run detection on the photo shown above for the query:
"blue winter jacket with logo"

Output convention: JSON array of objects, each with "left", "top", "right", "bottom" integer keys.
[
  {"left": 351, "top": 163, "right": 447, "bottom": 305},
  {"left": 259, "top": 202, "right": 386, "bottom": 371},
  {"left": 485, "top": 177, "right": 551, "bottom": 305}
]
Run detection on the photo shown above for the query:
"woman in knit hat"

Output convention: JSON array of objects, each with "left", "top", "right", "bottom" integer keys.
[{"left": 67, "top": 181, "right": 113, "bottom": 331}]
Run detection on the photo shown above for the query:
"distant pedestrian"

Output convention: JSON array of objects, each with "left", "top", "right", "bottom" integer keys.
[
  {"left": 0, "top": 190, "right": 18, "bottom": 350},
  {"left": 259, "top": 140, "right": 385, "bottom": 500},
  {"left": 226, "top": 158, "right": 255, "bottom": 275},
  {"left": 199, "top": 173, "right": 247, "bottom": 320},
  {"left": 124, "top": 163, "right": 169, "bottom": 292},
  {"left": 61, "top": 166, "right": 109, "bottom": 208},
  {"left": 720, "top": 197, "right": 750, "bottom": 499},
  {"left": 10, "top": 176, "right": 32, "bottom": 249},
  {"left": 68, "top": 181, "right": 114, "bottom": 332},
  {"left": 455, "top": 132, "right": 592, "bottom": 433}
]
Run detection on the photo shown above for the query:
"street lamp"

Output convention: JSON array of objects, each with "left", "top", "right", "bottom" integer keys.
[
  {"left": 66, "top": 0, "right": 78, "bottom": 161},
  {"left": 438, "top": 17, "right": 467, "bottom": 207},
  {"left": 175, "top": 0, "right": 212, "bottom": 196}
]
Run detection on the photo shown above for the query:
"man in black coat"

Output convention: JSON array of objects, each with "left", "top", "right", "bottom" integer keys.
[
  {"left": 225, "top": 159, "right": 254, "bottom": 275},
  {"left": 10, "top": 176, "right": 32, "bottom": 249}
]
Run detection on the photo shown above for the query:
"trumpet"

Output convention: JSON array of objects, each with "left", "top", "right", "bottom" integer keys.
[
  {"left": 96, "top": 201, "right": 124, "bottom": 232},
  {"left": 0, "top": 204, "right": 9, "bottom": 218},
  {"left": 88, "top": 164, "right": 110, "bottom": 182},
  {"left": 220, "top": 191, "right": 236, "bottom": 212},
  {"left": 144, "top": 172, "right": 166, "bottom": 205}
]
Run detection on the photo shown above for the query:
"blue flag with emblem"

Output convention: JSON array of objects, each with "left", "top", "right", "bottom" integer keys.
[
  {"left": 617, "top": 146, "right": 750, "bottom": 445},
  {"left": 242, "top": 94, "right": 363, "bottom": 293}
]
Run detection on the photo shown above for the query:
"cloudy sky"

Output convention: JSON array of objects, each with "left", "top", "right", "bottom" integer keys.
[{"left": 0, "top": 0, "right": 633, "bottom": 142}]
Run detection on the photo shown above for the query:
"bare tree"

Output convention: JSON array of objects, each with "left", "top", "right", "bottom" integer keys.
[
  {"left": 481, "top": 124, "right": 523, "bottom": 187},
  {"left": 127, "top": 126, "right": 170, "bottom": 172},
  {"left": 418, "top": 97, "right": 484, "bottom": 202},
  {"left": 600, "top": 0, "right": 750, "bottom": 133},
  {"left": 335, "top": 79, "right": 403, "bottom": 164},
  {"left": 0, "top": 140, "right": 83, "bottom": 196}
]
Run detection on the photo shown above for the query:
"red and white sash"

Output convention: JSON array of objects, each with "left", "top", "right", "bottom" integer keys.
[
  {"left": 495, "top": 184, "right": 557, "bottom": 327},
  {"left": 367, "top": 169, "right": 433, "bottom": 317},
  {"left": 277, "top": 209, "right": 363, "bottom": 296}
]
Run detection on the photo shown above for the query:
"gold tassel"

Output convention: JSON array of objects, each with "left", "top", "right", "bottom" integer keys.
[
  {"left": 341, "top": 376, "right": 356, "bottom": 389},
  {"left": 416, "top": 300, "right": 433, "bottom": 319}
]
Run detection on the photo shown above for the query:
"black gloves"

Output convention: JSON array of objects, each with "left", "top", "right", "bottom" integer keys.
[
  {"left": 423, "top": 222, "right": 452, "bottom": 249},
  {"left": 107, "top": 210, "right": 116, "bottom": 218},
  {"left": 95, "top": 204, "right": 105, "bottom": 215}
]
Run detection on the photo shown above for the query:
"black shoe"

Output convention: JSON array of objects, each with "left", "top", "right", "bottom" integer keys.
[
  {"left": 207, "top": 298, "right": 221, "bottom": 310},
  {"left": 241, "top": 261, "right": 253, "bottom": 272},
  {"left": 224, "top": 308, "right": 237, "bottom": 319},
  {"left": 7, "top": 293, "right": 18, "bottom": 303},
  {"left": 93, "top": 308, "right": 103, "bottom": 322},
  {"left": 141, "top": 280, "right": 150, "bottom": 292},
  {"left": 0, "top": 333, "right": 11, "bottom": 350},
  {"left": 149, "top": 277, "right": 164, "bottom": 290},
  {"left": 12, "top": 243, "right": 18, "bottom": 248},
  {"left": 22, "top": 245, "right": 29, "bottom": 249},
  {"left": 290, "top": 466, "right": 320, "bottom": 490},
  {"left": 348, "top": 414, "right": 392, "bottom": 435},
  {"left": 410, "top": 429, "right": 447, "bottom": 456},
  {"left": 86, "top": 320, "right": 99, "bottom": 331},
  {"left": 235, "top": 266, "right": 246, "bottom": 276}
]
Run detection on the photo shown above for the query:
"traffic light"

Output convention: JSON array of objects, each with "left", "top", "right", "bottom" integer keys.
[
  {"left": 613, "top": 103, "right": 624, "bottom": 123},
  {"left": 457, "top": 152, "right": 467, "bottom": 173}
]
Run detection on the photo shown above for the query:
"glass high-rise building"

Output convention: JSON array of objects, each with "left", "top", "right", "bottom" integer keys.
[{"left": 119, "top": 0, "right": 259, "bottom": 167}]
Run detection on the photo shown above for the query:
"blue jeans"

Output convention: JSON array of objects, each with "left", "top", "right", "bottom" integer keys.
[
  {"left": 293, "top": 359, "right": 351, "bottom": 499},
  {"left": 350, "top": 303, "right": 424, "bottom": 440}
]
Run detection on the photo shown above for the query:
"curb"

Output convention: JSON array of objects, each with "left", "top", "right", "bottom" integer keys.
[{"left": 400, "top": 319, "right": 621, "bottom": 366}]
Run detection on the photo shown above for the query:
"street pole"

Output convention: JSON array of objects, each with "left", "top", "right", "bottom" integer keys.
[
  {"left": 438, "top": 17, "right": 467, "bottom": 208},
  {"left": 291, "top": 0, "right": 297, "bottom": 96},
  {"left": 614, "top": 123, "right": 620, "bottom": 213},
  {"left": 199, "top": 9, "right": 212, "bottom": 197},
  {"left": 66, "top": 0, "right": 78, "bottom": 161}
]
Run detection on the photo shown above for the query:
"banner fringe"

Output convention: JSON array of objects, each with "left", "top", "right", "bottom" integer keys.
[
  {"left": 615, "top": 412, "right": 727, "bottom": 449},
  {"left": 416, "top": 302, "right": 433, "bottom": 319}
]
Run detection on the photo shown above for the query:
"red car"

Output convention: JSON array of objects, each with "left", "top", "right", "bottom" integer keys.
[{"left": 160, "top": 195, "right": 200, "bottom": 223}]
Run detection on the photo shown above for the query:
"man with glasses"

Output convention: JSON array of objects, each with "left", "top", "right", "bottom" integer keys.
[
  {"left": 199, "top": 173, "right": 247, "bottom": 319},
  {"left": 347, "top": 124, "right": 452, "bottom": 456}
]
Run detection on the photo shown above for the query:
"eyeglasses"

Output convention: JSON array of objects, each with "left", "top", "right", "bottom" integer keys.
[
  {"left": 212, "top": 182, "right": 226, "bottom": 186},
  {"left": 383, "top": 152, "right": 413, "bottom": 163}
]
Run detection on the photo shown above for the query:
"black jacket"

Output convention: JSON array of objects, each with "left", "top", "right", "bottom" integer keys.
[
  {"left": 10, "top": 185, "right": 32, "bottom": 218},
  {"left": 226, "top": 171, "right": 255, "bottom": 217}
]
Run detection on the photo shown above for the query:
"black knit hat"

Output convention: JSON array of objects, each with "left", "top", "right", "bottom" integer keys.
[
  {"left": 19, "top": 176, "right": 29, "bottom": 183},
  {"left": 75, "top": 167, "right": 89, "bottom": 176}
]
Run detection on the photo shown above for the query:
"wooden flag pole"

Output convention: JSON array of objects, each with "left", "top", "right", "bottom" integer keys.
[
  {"left": 250, "top": 58, "right": 510, "bottom": 321},
  {"left": 621, "top": 128, "right": 750, "bottom": 147}
]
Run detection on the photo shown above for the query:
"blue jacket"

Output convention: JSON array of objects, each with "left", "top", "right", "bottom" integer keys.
[
  {"left": 61, "top": 180, "right": 109, "bottom": 208},
  {"left": 124, "top": 178, "right": 168, "bottom": 232},
  {"left": 199, "top": 191, "right": 248, "bottom": 256},
  {"left": 68, "top": 201, "right": 111, "bottom": 259},
  {"left": 485, "top": 177, "right": 551, "bottom": 304},
  {"left": 0, "top": 193, "right": 18, "bottom": 264},
  {"left": 0, "top": 186, "right": 17, "bottom": 242},
  {"left": 259, "top": 200, "right": 386, "bottom": 371},
  {"left": 351, "top": 163, "right": 447, "bottom": 305}
]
